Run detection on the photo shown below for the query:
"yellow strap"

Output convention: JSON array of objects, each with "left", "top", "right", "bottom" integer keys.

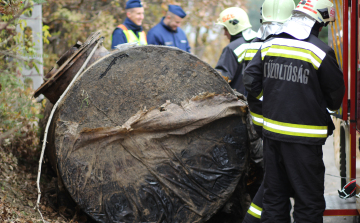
[
  {"left": 117, "top": 24, "right": 128, "bottom": 30},
  {"left": 117, "top": 24, "right": 131, "bottom": 43}
]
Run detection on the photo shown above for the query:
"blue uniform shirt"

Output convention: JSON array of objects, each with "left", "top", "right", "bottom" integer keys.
[
  {"left": 111, "top": 18, "right": 143, "bottom": 49},
  {"left": 147, "top": 17, "right": 190, "bottom": 53}
]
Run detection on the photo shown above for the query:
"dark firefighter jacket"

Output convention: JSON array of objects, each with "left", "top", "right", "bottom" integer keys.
[
  {"left": 243, "top": 33, "right": 345, "bottom": 145},
  {"left": 215, "top": 32, "right": 256, "bottom": 95},
  {"left": 243, "top": 37, "right": 264, "bottom": 138}
]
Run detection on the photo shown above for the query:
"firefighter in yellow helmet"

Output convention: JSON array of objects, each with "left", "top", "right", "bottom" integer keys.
[
  {"left": 214, "top": 7, "right": 257, "bottom": 96},
  {"left": 243, "top": 0, "right": 345, "bottom": 221}
]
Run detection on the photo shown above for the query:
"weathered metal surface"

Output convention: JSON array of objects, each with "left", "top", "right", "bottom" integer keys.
[
  {"left": 46, "top": 46, "right": 251, "bottom": 222},
  {"left": 34, "top": 32, "right": 109, "bottom": 104},
  {"left": 56, "top": 41, "right": 82, "bottom": 67}
]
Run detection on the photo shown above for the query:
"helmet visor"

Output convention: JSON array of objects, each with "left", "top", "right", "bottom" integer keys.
[{"left": 317, "top": 6, "right": 335, "bottom": 22}]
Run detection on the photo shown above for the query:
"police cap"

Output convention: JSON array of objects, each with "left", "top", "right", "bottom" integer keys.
[
  {"left": 126, "top": 0, "right": 143, "bottom": 9},
  {"left": 168, "top": 5, "right": 186, "bottom": 18}
]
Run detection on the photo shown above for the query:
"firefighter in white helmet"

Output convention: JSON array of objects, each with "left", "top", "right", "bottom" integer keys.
[
  {"left": 214, "top": 7, "right": 257, "bottom": 96},
  {"left": 242, "top": 1, "right": 295, "bottom": 222},
  {"left": 243, "top": 0, "right": 345, "bottom": 221},
  {"left": 245, "top": 0, "right": 296, "bottom": 138}
]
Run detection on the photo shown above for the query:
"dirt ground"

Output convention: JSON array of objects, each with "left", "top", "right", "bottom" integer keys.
[
  {"left": 0, "top": 148, "right": 92, "bottom": 223},
  {"left": 0, "top": 149, "right": 55, "bottom": 222}
]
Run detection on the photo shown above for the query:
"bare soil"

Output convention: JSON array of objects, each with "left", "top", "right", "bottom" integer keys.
[{"left": 0, "top": 146, "right": 92, "bottom": 223}]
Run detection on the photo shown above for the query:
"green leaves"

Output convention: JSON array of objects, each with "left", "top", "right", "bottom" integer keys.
[
  {"left": 42, "top": 25, "right": 51, "bottom": 44},
  {"left": 1, "top": 14, "right": 13, "bottom": 22},
  {"left": 0, "top": 0, "right": 43, "bottom": 151}
]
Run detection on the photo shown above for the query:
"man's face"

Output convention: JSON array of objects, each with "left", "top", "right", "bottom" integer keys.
[
  {"left": 223, "top": 27, "right": 231, "bottom": 41},
  {"left": 127, "top": 7, "right": 144, "bottom": 26},
  {"left": 168, "top": 14, "right": 183, "bottom": 31}
]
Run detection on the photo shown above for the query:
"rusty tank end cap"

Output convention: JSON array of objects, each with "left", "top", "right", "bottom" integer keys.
[{"left": 34, "top": 31, "right": 102, "bottom": 99}]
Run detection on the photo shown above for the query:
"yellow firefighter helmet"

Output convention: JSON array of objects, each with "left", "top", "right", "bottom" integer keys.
[{"left": 216, "top": 7, "right": 252, "bottom": 35}]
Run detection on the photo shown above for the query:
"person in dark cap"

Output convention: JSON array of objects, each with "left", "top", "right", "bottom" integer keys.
[
  {"left": 111, "top": 0, "right": 147, "bottom": 49},
  {"left": 147, "top": 5, "right": 190, "bottom": 52}
]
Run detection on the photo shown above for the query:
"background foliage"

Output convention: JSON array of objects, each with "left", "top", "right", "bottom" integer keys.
[
  {"left": 0, "top": 0, "right": 43, "bottom": 153},
  {"left": 0, "top": 1, "right": 55, "bottom": 221},
  {"left": 41, "top": 0, "right": 327, "bottom": 74},
  {"left": 41, "top": 0, "right": 260, "bottom": 73}
]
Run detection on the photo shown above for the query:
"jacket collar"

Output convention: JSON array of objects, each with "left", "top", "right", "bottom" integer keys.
[
  {"left": 230, "top": 32, "right": 243, "bottom": 42},
  {"left": 257, "top": 22, "right": 282, "bottom": 40},
  {"left": 124, "top": 17, "right": 143, "bottom": 32},
  {"left": 310, "top": 22, "right": 321, "bottom": 37}
]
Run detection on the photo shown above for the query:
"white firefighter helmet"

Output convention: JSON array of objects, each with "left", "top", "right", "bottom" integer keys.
[
  {"left": 294, "top": 0, "right": 335, "bottom": 25},
  {"left": 261, "top": 0, "right": 295, "bottom": 23},
  {"left": 216, "top": 7, "right": 252, "bottom": 35}
]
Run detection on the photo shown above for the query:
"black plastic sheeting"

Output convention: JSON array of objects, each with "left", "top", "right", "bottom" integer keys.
[
  {"left": 54, "top": 94, "right": 250, "bottom": 222},
  {"left": 44, "top": 46, "right": 262, "bottom": 222}
]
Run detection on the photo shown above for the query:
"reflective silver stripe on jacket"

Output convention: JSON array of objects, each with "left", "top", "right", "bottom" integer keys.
[
  {"left": 244, "top": 42, "right": 263, "bottom": 61},
  {"left": 263, "top": 117, "right": 328, "bottom": 138},
  {"left": 261, "top": 38, "right": 326, "bottom": 69},
  {"left": 234, "top": 43, "right": 250, "bottom": 63}
]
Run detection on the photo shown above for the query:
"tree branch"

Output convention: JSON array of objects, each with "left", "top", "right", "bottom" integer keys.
[
  {"left": 0, "top": 49, "right": 29, "bottom": 61},
  {"left": 0, "top": 2, "right": 34, "bottom": 32},
  {"left": 0, "top": 34, "right": 14, "bottom": 47}
]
